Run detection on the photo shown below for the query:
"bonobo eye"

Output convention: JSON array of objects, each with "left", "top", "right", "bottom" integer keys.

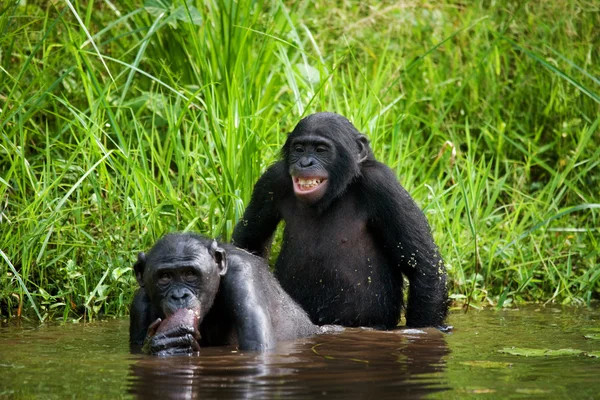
[
  {"left": 183, "top": 269, "right": 197, "bottom": 282},
  {"left": 293, "top": 145, "right": 304, "bottom": 153},
  {"left": 158, "top": 272, "right": 171, "bottom": 285},
  {"left": 315, "top": 145, "right": 328, "bottom": 153}
]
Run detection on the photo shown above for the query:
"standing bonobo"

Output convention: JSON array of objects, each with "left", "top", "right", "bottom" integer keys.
[
  {"left": 232, "top": 112, "right": 448, "bottom": 329},
  {"left": 129, "top": 233, "right": 318, "bottom": 355}
]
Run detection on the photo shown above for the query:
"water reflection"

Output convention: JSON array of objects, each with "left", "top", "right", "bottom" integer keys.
[
  {"left": 128, "top": 328, "right": 449, "bottom": 399},
  {"left": 2, "top": 307, "right": 598, "bottom": 398}
]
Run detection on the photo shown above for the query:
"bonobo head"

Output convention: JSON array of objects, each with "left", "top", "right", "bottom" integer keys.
[
  {"left": 282, "top": 112, "right": 373, "bottom": 205},
  {"left": 134, "top": 233, "right": 227, "bottom": 321}
]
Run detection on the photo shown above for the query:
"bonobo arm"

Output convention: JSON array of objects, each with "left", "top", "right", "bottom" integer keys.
[
  {"left": 220, "top": 253, "right": 275, "bottom": 351},
  {"left": 364, "top": 162, "right": 449, "bottom": 328},
  {"left": 232, "top": 162, "right": 285, "bottom": 257},
  {"left": 129, "top": 288, "right": 157, "bottom": 345}
]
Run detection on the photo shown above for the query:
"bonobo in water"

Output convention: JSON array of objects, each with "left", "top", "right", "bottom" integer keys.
[
  {"left": 129, "top": 232, "right": 318, "bottom": 355},
  {"left": 232, "top": 112, "right": 449, "bottom": 329}
]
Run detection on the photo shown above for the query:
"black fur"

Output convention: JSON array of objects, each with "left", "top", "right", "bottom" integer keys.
[
  {"left": 232, "top": 112, "right": 448, "bottom": 328},
  {"left": 130, "top": 233, "right": 318, "bottom": 354}
]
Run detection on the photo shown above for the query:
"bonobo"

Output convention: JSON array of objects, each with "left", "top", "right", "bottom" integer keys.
[
  {"left": 232, "top": 112, "right": 449, "bottom": 329},
  {"left": 129, "top": 233, "right": 318, "bottom": 355}
]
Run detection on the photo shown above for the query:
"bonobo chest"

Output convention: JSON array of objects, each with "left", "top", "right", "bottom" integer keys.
[{"left": 279, "top": 191, "right": 371, "bottom": 252}]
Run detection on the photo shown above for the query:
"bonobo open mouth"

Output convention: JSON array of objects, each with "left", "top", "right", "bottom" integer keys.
[
  {"left": 294, "top": 177, "right": 325, "bottom": 192},
  {"left": 292, "top": 176, "right": 328, "bottom": 202}
]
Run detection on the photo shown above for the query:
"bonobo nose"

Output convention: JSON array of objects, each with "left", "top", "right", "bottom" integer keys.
[
  {"left": 299, "top": 157, "right": 314, "bottom": 168},
  {"left": 170, "top": 289, "right": 190, "bottom": 301}
]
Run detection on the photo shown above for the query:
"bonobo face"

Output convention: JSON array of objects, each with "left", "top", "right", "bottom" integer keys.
[
  {"left": 287, "top": 134, "right": 334, "bottom": 204},
  {"left": 136, "top": 234, "right": 227, "bottom": 321},
  {"left": 284, "top": 113, "right": 372, "bottom": 207}
]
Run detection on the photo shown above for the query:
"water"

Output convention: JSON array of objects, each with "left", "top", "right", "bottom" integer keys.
[{"left": 0, "top": 306, "right": 598, "bottom": 399}]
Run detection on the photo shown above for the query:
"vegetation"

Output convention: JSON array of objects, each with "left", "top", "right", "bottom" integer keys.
[{"left": 0, "top": 0, "right": 598, "bottom": 321}]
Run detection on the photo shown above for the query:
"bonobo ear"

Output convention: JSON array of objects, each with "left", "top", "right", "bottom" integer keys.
[
  {"left": 133, "top": 252, "right": 146, "bottom": 287},
  {"left": 357, "top": 134, "right": 369, "bottom": 163},
  {"left": 209, "top": 240, "right": 228, "bottom": 276}
]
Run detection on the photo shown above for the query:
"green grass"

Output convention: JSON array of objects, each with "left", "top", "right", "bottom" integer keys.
[{"left": 0, "top": 0, "right": 598, "bottom": 321}]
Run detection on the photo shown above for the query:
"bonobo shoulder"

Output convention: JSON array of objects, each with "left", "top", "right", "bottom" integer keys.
[
  {"left": 258, "top": 161, "right": 288, "bottom": 184},
  {"left": 220, "top": 244, "right": 262, "bottom": 274},
  {"left": 360, "top": 160, "right": 403, "bottom": 191},
  {"left": 252, "top": 161, "right": 292, "bottom": 198}
]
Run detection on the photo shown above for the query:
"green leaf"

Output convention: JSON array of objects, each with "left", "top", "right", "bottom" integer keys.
[
  {"left": 144, "top": 0, "right": 202, "bottom": 28},
  {"left": 172, "top": 5, "right": 202, "bottom": 26},
  {"left": 460, "top": 360, "right": 513, "bottom": 368},
  {"left": 112, "top": 267, "right": 132, "bottom": 282},
  {"left": 499, "top": 347, "right": 583, "bottom": 357},
  {"left": 145, "top": 0, "right": 171, "bottom": 17},
  {"left": 296, "top": 64, "right": 320, "bottom": 84}
]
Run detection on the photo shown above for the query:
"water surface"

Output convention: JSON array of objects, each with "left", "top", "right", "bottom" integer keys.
[{"left": 0, "top": 306, "right": 598, "bottom": 399}]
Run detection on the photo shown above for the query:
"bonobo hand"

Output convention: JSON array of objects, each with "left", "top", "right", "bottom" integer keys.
[{"left": 142, "top": 308, "right": 201, "bottom": 356}]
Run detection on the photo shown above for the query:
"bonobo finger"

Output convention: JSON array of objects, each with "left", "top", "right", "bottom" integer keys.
[
  {"left": 149, "top": 333, "right": 199, "bottom": 354},
  {"left": 146, "top": 318, "right": 162, "bottom": 337},
  {"left": 158, "top": 324, "right": 198, "bottom": 339},
  {"left": 189, "top": 336, "right": 201, "bottom": 352},
  {"left": 156, "top": 345, "right": 199, "bottom": 357}
]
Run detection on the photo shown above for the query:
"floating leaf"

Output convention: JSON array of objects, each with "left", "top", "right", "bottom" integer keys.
[
  {"left": 499, "top": 347, "right": 583, "bottom": 357},
  {"left": 460, "top": 360, "right": 513, "bottom": 369},
  {"left": 543, "top": 348, "right": 584, "bottom": 356},
  {"left": 462, "top": 388, "right": 496, "bottom": 394},
  {"left": 515, "top": 388, "right": 551, "bottom": 394},
  {"left": 584, "top": 334, "right": 600, "bottom": 340}
]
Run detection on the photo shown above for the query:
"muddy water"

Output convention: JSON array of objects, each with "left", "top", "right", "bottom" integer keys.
[{"left": 0, "top": 306, "right": 598, "bottom": 399}]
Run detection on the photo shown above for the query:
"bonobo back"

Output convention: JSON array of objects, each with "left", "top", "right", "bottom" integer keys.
[
  {"left": 221, "top": 244, "right": 319, "bottom": 341},
  {"left": 130, "top": 232, "right": 318, "bottom": 355}
]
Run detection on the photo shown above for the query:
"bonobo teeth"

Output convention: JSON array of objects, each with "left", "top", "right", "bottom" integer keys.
[{"left": 297, "top": 178, "right": 323, "bottom": 190}]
